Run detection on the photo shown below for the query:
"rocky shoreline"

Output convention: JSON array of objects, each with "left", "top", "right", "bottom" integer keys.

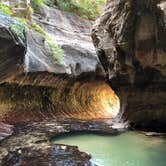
[{"left": 0, "top": 118, "right": 127, "bottom": 166}]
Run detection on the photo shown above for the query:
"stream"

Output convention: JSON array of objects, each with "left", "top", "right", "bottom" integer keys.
[{"left": 54, "top": 131, "right": 166, "bottom": 166}]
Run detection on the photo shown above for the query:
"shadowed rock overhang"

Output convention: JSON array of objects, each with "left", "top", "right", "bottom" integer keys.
[{"left": 92, "top": 0, "right": 166, "bottom": 131}]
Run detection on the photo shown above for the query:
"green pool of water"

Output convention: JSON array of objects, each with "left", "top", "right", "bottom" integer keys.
[{"left": 54, "top": 132, "right": 166, "bottom": 166}]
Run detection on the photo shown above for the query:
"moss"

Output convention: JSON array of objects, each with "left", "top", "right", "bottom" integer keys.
[
  {"left": 30, "top": 23, "right": 45, "bottom": 36},
  {"left": 10, "top": 20, "right": 25, "bottom": 39},
  {"left": 15, "top": 17, "right": 28, "bottom": 27},
  {"left": 0, "top": 3, "right": 13, "bottom": 16},
  {"left": 31, "top": 0, "right": 45, "bottom": 9},
  {"left": 31, "top": 23, "right": 63, "bottom": 63}
]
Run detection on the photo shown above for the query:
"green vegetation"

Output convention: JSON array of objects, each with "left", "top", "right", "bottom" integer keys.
[
  {"left": 0, "top": 0, "right": 105, "bottom": 62},
  {"left": 0, "top": 3, "right": 13, "bottom": 16},
  {"left": 31, "top": 0, "right": 45, "bottom": 8},
  {"left": 46, "top": 34, "right": 63, "bottom": 63},
  {"left": 0, "top": 0, "right": 63, "bottom": 63},
  {"left": 10, "top": 20, "right": 25, "bottom": 39},
  {"left": 31, "top": 23, "right": 63, "bottom": 62},
  {"left": 55, "top": 0, "right": 106, "bottom": 20},
  {"left": 15, "top": 17, "right": 28, "bottom": 27},
  {"left": 30, "top": 22, "right": 45, "bottom": 35},
  {"left": 0, "top": 0, "right": 106, "bottom": 20}
]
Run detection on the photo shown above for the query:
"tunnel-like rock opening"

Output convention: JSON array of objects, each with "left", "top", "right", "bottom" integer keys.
[
  {"left": 51, "top": 80, "right": 120, "bottom": 120},
  {"left": 0, "top": 13, "right": 120, "bottom": 125},
  {"left": 0, "top": 74, "right": 120, "bottom": 124}
]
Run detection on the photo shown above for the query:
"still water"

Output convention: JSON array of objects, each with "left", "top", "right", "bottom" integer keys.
[{"left": 54, "top": 132, "right": 166, "bottom": 166}]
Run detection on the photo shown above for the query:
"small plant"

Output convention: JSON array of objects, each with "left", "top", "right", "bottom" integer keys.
[
  {"left": 0, "top": 3, "right": 13, "bottom": 16},
  {"left": 55, "top": 0, "right": 106, "bottom": 20},
  {"left": 31, "top": 23, "right": 63, "bottom": 63},
  {"left": 30, "top": 22, "right": 45, "bottom": 35},
  {"left": 10, "top": 20, "right": 25, "bottom": 39},
  {"left": 15, "top": 17, "right": 27, "bottom": 27},
  {"left": 46, "top": 33, "right": 63, "bottom": 63},
  {"left": 31, "top": 0, "right": 45, "bottom": 8}
]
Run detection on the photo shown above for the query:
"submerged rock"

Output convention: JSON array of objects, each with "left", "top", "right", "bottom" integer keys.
[{"left": 92, "top": 0, "right": 166, "bottom": 131}]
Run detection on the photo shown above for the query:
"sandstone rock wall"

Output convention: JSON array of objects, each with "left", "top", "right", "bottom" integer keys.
[
  {"left": 26, "top": 5, "right": 103, "bottom": 76},
  {"left": 92, "top": 0, "right": 166, "bottom": 131},
  {"left": 0, "top": 9, "right": 109, "bottom": 123},
  {"left": 92, "top": 0, "right": 166, "bottom": 82}
]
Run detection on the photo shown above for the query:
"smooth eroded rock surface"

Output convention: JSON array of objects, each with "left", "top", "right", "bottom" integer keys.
[
  {"left": 0, "top": 75, "right": 119, "bottom": 124},
  {"left": 26, "top": 5, "right": 103, "bottom": 76}
]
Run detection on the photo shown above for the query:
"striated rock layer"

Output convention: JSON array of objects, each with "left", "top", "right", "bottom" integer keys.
[
  {"left": 26, "top": 5, "right": 103, "bottom": 76},
  {"left": 0, "top": 4, "right": 127, "bottom": 165},
  {"left": 0, "top": 10, "right": 120, "bottom": 165},
  {"left": 0, "top": 13, "right": 119, "bottom": 124},
  {"left": 92, "top": 0, "right": 166, "bottom": 131},
  {"left": 0, "top": 76, "right": 119, "bottom": 124}
]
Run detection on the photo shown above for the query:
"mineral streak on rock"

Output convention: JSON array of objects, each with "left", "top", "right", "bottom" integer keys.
[
  {"left": 92, "top": 0, "right": 166, "bottom": 82},
  {"left": 0, "top": 74, "right": 120, "bottom": 124}
]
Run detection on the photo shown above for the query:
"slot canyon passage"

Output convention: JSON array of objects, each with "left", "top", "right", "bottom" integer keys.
[{"left": 0, "top": 0, "right": 166, "bottom": 166}]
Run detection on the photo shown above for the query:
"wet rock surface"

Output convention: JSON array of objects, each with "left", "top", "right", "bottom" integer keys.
[
  {"left": 1, "top": 143, "right": 93, "bottom": 166},
  {"left": 0, "top": 118, "right": 127, "bottom": 166},
  {"left": 92, "top": 0, "right": 166, "bottom": 131},
  {"left": 0, "top": 123, "right": 13, "bottom": 141}
]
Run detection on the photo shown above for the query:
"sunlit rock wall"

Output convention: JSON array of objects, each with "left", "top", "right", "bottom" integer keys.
[
  {"left": 0, "top": 75, "right": 119, "bottom": 124},
  {"left": 0, "top": 13, "right": 119, "bottom": 124}
]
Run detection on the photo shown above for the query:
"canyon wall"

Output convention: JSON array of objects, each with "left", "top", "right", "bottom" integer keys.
[
  {"left": 0, "top": 7, "right": 119, "bottom": 124},
  {"left": 26, "top": 5, "right": 103, "bottom": 75},
  {"left": 92, "top": 0, "right": 166, "bottom": 131}
]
